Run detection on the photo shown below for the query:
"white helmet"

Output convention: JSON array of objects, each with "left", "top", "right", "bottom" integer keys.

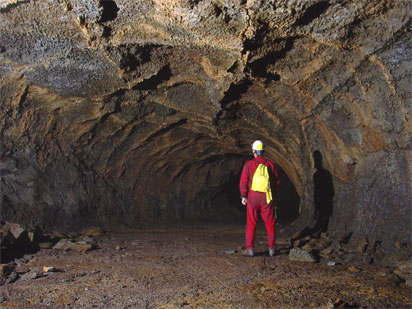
[{"left": 251, "top": 140, "right": 264, "bottom": 151}]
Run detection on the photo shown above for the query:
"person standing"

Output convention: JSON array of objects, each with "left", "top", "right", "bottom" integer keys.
[{"left": 239, "top": 140, "right": 279, "bottom": 257}]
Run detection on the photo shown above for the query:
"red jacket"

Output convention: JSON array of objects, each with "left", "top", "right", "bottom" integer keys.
[{"left": 239, "top": 156, "right": 279, "bottom": 198}]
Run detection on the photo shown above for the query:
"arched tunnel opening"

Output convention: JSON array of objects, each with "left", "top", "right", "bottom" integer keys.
[
  {"left": 0, "top": 0, "right": 411, "bottom": 307},
  {"left": 125, "top": 147, "right": 301, "bottom": 229}
]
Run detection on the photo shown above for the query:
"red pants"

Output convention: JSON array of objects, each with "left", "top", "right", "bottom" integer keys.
[{"left": 245, "top": 191, "right": 276, "bottom": 249}]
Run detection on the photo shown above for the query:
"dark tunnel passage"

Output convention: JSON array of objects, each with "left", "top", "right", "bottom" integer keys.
[
  {"left": 214, "top": 163, "right": 300, "bottom": 226},
  {"left": 126, "top": 149, "right": 301, "bottom": 229}
]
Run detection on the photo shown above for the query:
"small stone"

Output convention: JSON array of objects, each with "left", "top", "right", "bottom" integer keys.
[
  {"left": 321, "top": 246, "right": 334, "bottom": 255},
  {"left": 28, "top": 232, "right": 35, "bottom": 242},
  {"left": 320, "top": 232, "right": 328, "bottom": 239},
  {"left": 23, "top": 254, "right": 34, "bottom": 261},
  {"left": 394, "top": 268, "right": 412, "bottom": 281},
  {"left": 6, "top": 271, "right": 19, "bottom": 284},
  {"left": 81, "top": 235, "right": 94, "bottom": 244},
  {"left": 293, "top": 240, "right": 301, "bottom": 247},
  {"left": 377, "top": 273, "right": 403, "bottom": 286},
  {"left": 331, "top": 300, "right": 360, "bottom": 308},
  {"left": 376, "top": 268, "right": 393, "bottom": 277},
  {"left": 0, "top": 264, "right": 15, "bottom": 277},
  {"left": 50, "top": 233, "right": 66, "bottom": 239},
  {"left": 319, "top": 253, "right": 332, "bottom": 258},
  {"left": 344, "top": 239, "right": 368, "bottom": 253},
  {"left": 20, "top": 271, "right": 39, "bottom": 281},
  {"left": 53, "top": 239, "right": 72, "bottom": 250},
  {"left": 348, "top": 266, "right": 361, "bottom": 273},
  {"left": 327, "top": 261, "right": 336, "bottom": 266},
  {"left": 224, "top": 250, "right": 235, "bottom": 255},
  {"left": 326, "top": 299, "right": 334, "bottom": 309},
  {"left": 317, "top": 239, "right": 329, "bottom": 249},
  {"left": 39, "top": 242, "right": 54, "bottom": 249},
  {"left": 115, "top": 245, "right": 121, "bottom": 250},
  {"left": 82, "top": 227, "right": 103, "bottom": 236},
  {"left": 9, "top": 223, "right": 26, "bottom": 240},
  {"left": 43, "top": 266, "right": 58, "bottom": 273},
  {"left": 288, "top": 248, "right": 316, "bottom": 263},
  {"left": 0, "top": 276, "right": 6, "bottom": 286},
  {"left": 342, "top": 253, "right": 357, "bottom": 262},
  {"left": 53, "top": 239, "right": 92, "bottom": 252},
  {"left": 357, "top": 239, "right": 368, "bottom": 253},
  {"left": 16, "top": 256, "right": 29, "bottom": 264},
  {"left": 15, "top": 265, "right": 30, "bottom": 274},
  {"left": 397, "top": 261, "right": 412, "bottom": 274},
  {"left": 302, "top": 239, "right": 318, "bottom": 251}
]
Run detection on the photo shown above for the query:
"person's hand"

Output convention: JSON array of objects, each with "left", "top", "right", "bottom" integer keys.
[{"left": 241, "top": 197, "right": 247, "bottom": 205}]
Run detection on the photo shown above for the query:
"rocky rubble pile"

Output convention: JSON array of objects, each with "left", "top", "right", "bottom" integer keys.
[
  {"left": 286, "top": 229, "right": 412, "bottom": 287},
  {"left": 0, "top": 222, "right": 103, "bottom": 285},
  {"left": 0, "top": 221, "right": 37, "bottom": 264}
]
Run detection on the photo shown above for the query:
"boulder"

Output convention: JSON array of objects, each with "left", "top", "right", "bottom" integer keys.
[
  {"left": 288, "top": 248, "right": 316, "bottom": 263},
  {"left": 53, "top": 239, "right": 92, "bottom": 252},
  {"left": 0, "top": 222, "right": 38, "bottom": 263},
  {"left": 0, "top": 264, "right": 15, "bottom": 277}
]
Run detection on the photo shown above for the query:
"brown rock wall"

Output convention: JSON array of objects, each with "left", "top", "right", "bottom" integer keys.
[{"left": 0, "top": 0, "right": 410, "bottom": 249}]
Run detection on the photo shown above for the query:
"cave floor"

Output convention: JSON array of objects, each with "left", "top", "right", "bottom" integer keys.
[{"left": 1, "top": 222, "right": 411, "bottom": 308}]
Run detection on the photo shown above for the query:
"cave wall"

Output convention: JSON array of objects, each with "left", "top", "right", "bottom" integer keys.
[{"left": 0, "top": 0, "right": 411, "bottom": 247}]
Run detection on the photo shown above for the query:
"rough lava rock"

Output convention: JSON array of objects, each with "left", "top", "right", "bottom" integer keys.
[
  {"left": 289, "top": 248, "right": 316, "bottom": 263},
  {"left": 0, "top": 0, "right": 411, "bottom": 254}
]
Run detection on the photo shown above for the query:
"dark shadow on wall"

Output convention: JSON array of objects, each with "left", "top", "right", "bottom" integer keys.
[
  {"left": 274, "top": 166, "right": 300, "bottom": 225},
  {"left": 313, "top": 150, "right": 334, "bottom": 232}
]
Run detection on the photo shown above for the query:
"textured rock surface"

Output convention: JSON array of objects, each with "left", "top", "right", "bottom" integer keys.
[
  {"left": 289, "top": 248, "right": 316, "bottom": 263},
  {"left": 0, "top": 0, "right": 411, "bottom": 250}
]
